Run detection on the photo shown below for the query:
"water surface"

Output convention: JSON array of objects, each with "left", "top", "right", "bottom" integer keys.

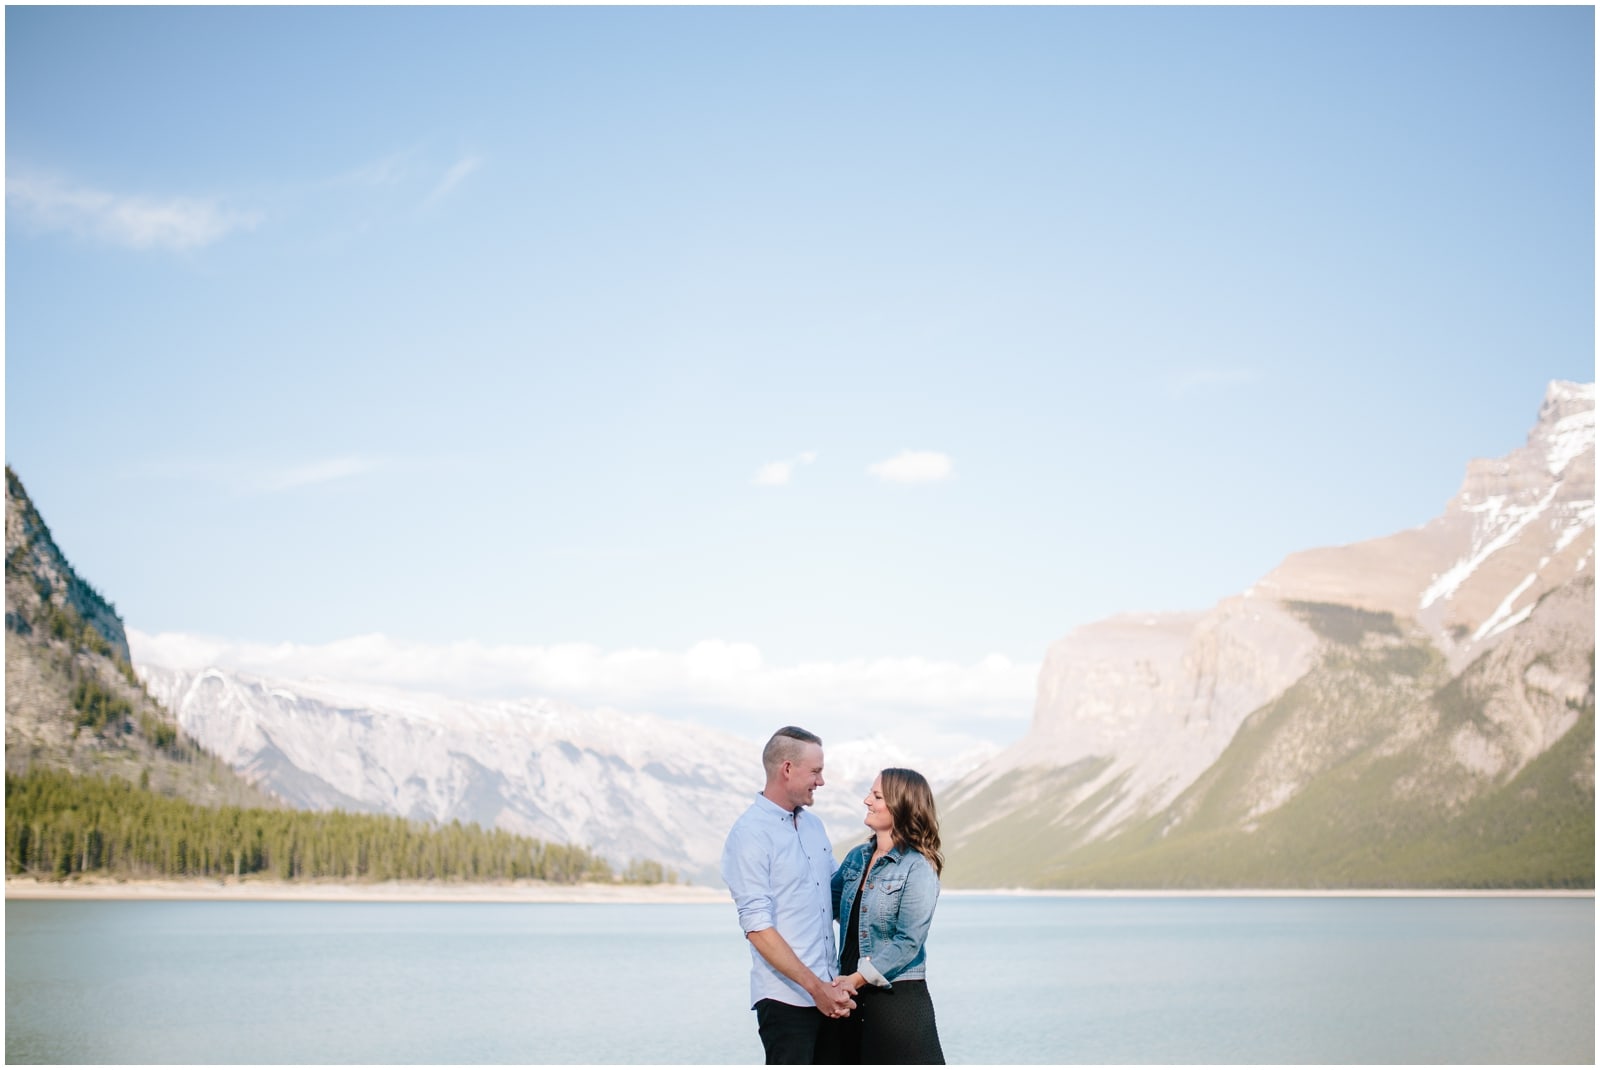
[{"left": 6, "top": 894, "right": 1592, "bottom": 1063}]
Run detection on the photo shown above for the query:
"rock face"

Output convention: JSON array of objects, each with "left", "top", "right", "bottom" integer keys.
[
  {"left": 1256, "top": 381, "right": 1595, "bottom": 668},
  {"left": 4, "top": 468, "right": 275, "bottom": 808},
  {"left": 941, "top": 382, "right": 1595, "bottom": 888},
  {"left": 954, "top": 598, "right": 1320, "bottom": 840},
  {"left": 5, "top": 468, "right": 130, "bottom": 664}
]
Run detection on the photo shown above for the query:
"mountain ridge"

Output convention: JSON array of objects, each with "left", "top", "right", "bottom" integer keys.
[
  {"left": 940, "top": 380, "right": 1594, "bottom": 888},
  {"left": 4, "top": 467, "right": 277, "bottom": 809}
]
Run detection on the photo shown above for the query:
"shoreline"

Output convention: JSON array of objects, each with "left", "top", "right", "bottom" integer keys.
[
  {"left": 4, "top": 876, "right": 729, "bottom": 904},
  {"left": 941, "top": 887, "right": 1595, "bottom": 899},
  {"left": 6, "top": 876, "right": 1591, "bottom": 903}
]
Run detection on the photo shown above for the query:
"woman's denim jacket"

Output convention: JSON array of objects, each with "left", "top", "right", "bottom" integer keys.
[{"left": 830, "top": 840, "right": 939, "bottom": 989}]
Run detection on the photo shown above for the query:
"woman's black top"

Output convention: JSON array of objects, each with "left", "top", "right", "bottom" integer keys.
[{"left": 840, "top": 864, "right": 867, "bottom": 975}]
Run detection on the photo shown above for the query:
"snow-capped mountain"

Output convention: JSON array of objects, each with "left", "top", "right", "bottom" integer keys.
[
  {"left": 134, "top": 665, "right": 989, "bottom": 881},
  {"left": 139, "top": 666, "right": 761, "bottom": 883},
  {"left": 1256, "top": 379, "right": 1595, "bottom": 667}
]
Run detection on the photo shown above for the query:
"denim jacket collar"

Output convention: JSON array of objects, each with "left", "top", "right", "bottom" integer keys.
[{"left": 847, "top": 839, "right": 907, "bottom": 867}]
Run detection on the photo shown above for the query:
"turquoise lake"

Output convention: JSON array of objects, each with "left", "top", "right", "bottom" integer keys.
[{"left": 5, "top": 894, "right": 1593, "bottom": 1063}]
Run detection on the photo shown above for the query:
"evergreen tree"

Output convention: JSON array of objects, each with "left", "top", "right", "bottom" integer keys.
[{"left": 5, "top": 768, "right": 639, "bottom": 885}]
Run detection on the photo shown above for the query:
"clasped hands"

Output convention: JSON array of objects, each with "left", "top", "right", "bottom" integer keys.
[{"left": 817, "top": 976, "right": 859, "bottom": 1019}]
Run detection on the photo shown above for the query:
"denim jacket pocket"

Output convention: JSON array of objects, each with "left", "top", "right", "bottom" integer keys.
[{"left": 870, "top": 878, "right": 905, "bottom": 921}]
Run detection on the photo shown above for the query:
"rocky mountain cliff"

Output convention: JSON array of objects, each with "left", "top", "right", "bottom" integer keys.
[
  {"left": 4, "top": 468, "right": 276, "bottom": 808},
  {"left": 941, "top": 381, "right": 1594, "bottom": 888},
  {"left": 1256, "top": 381, "right": 1595, "bottom": 669}
]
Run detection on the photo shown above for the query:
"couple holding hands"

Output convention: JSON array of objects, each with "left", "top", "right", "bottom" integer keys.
[{"left": 722, "top": 726, "right": 946, "bottom": 1065}]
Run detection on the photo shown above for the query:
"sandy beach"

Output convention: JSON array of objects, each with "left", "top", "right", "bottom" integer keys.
[{"left": 7, "top": 876, "right": 1589, "bottom": 903}]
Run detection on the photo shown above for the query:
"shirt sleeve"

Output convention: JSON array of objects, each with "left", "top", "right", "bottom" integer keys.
[{"left": 721, "top": 821, "right": 775, "bottom": 934}]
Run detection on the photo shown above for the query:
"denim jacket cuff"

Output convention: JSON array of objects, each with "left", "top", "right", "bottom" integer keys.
[{"left": 858, "top": 955, "right": 891, "bottom": 989}]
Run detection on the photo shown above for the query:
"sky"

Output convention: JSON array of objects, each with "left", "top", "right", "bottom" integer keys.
[{"left": 4, "top": 6, "right": 1595, "bottom": 756}]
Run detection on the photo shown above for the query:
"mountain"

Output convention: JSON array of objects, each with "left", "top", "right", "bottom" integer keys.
[
  {"left": 941, "top": 381, "right": 1594, "bottom": 888},
  {"left": 4, "top": 468, "right": 275, "bottom": 808},
  {"left": 136, "top": 666, "right": 765, "bottom": 883},
  {"left": 7, "top": 462, "right": 976, "bottom": 882},
  {"left": 1255, "top": 381, "right": 1595, "bottom": 667},
  {"left": 131, "top": 663, "right": 990, "bottom": 882}
]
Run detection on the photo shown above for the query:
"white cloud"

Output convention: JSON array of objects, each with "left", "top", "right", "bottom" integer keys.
[
  {"left": 868, "top": 450, "right": 954, "bottom": 484},
  {"left": 130, "top": 455, "right": 383, "bottom": 495},
  {"left": 128, "top": 629, "right": 1039, "bottom": 736},
  {"left": 424, "top": 156, "right": 483, "bottom": 205},
  {"left": 753, "top": 450, "right": 818, "bottom": 487},
  {"left": 6, "top": 175, "right": 258, "bottom": 251},
  {"left": 755, "top": 462, "right": 793, "bottom": 486}
]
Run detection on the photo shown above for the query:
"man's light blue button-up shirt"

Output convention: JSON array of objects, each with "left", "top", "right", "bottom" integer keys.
[{"left": 721, "top": 792, "right": 838, "bottom": 1009}]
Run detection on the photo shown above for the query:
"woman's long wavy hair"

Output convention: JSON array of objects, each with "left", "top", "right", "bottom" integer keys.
[{"left": 880, "top": 767, "right": 943, "bottom": 876}]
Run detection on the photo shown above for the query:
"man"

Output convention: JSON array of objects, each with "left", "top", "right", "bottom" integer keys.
[{"left": 722, "top": 726, "right": 855, "bottom": 1063}]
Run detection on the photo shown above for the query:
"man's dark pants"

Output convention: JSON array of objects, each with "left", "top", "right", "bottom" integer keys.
[{"left": 754, "top": 999, "right": 840, "bottom": 1064}]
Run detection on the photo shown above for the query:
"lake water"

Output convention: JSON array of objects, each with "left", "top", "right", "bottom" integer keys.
[{"left": 5, "top": 894, "right": 1593, "bottom": 1064}]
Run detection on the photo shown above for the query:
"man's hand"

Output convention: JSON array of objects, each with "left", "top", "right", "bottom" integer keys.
[
  {"left": 813, "top": 978, "right": 857, "bottom": 1019},
  {"left": 744, "top": 929, "right": 857, "bottom": 1018}
]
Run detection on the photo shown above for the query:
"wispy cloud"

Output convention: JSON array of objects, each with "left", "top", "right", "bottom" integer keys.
[
  {"left": 6, "top": 175, "right": 259, "bottom": 251},
  {"left": 331, "top": 148, "right": 420, "bottom": 189},
  {"left": 867, "top": 449, "right": 954, "bottom": 485},
  {"left": 261, "top": 456, "right": 382, "bottom": 493},
  {"left": 424, "top": 156, "right": 483, "bottom": 206},
  {"left": 128, "top": 629, "right": 1039, "bottom": 737},
  {"left": 754, "top": 450, "right": 818, "bottom": 487}
]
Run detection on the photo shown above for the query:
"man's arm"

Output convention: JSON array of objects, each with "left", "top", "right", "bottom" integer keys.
[
  {"left": 722, "top": 822, "right": 854, "bottom": 1019},
  {"left": 746, "top": 928, "right": 856, "bottom": 1018}
]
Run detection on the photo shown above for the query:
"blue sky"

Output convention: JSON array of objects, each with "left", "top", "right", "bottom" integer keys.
[{"left": 5, "top": 6, "right": 1594, "bottom": 750}]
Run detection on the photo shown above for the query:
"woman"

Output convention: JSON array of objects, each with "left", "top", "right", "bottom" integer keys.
[{"left": 829, "top": 767, "right": 946, "bottom": 1064}]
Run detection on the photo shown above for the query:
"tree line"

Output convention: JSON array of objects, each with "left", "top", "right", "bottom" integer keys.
[{"left": 6, "top": 768, "right": 670, "bottom": 885}]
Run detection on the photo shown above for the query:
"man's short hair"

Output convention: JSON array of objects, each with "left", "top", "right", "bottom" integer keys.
[{"left": 762, "top": 726, "right": 822, "bottom": 777}]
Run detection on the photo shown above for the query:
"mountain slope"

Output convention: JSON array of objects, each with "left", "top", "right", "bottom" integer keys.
[
  {"left": 132, "top": 666, "right": 980, "bottom": 881},
  {"left": 137, "top": 665, "right": 771, "bottom": 882},
  {"left": 4, "top": 467, "right": 276, "bottom": 809},
  {"left": 942, "top": 381, "right": 1595, "bottom": 888}
]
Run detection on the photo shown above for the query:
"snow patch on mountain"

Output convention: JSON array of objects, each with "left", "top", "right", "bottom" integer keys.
[
  {"left": 134, "top": 662, "right": 999, "bottom": 882},
  {"left": 139, "top": 664, "right": 761, "bottom": 883},
  {"left": 1421, "top": 482, "right": 1562, "bottom": 609},
  {"left": 1540, "top": 381, "right": 1595, "bottom": 476}
]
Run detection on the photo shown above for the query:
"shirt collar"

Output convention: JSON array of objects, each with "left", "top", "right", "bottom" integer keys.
[{"left": 753, "top": 791, "right": 805, "bottom": 823}]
